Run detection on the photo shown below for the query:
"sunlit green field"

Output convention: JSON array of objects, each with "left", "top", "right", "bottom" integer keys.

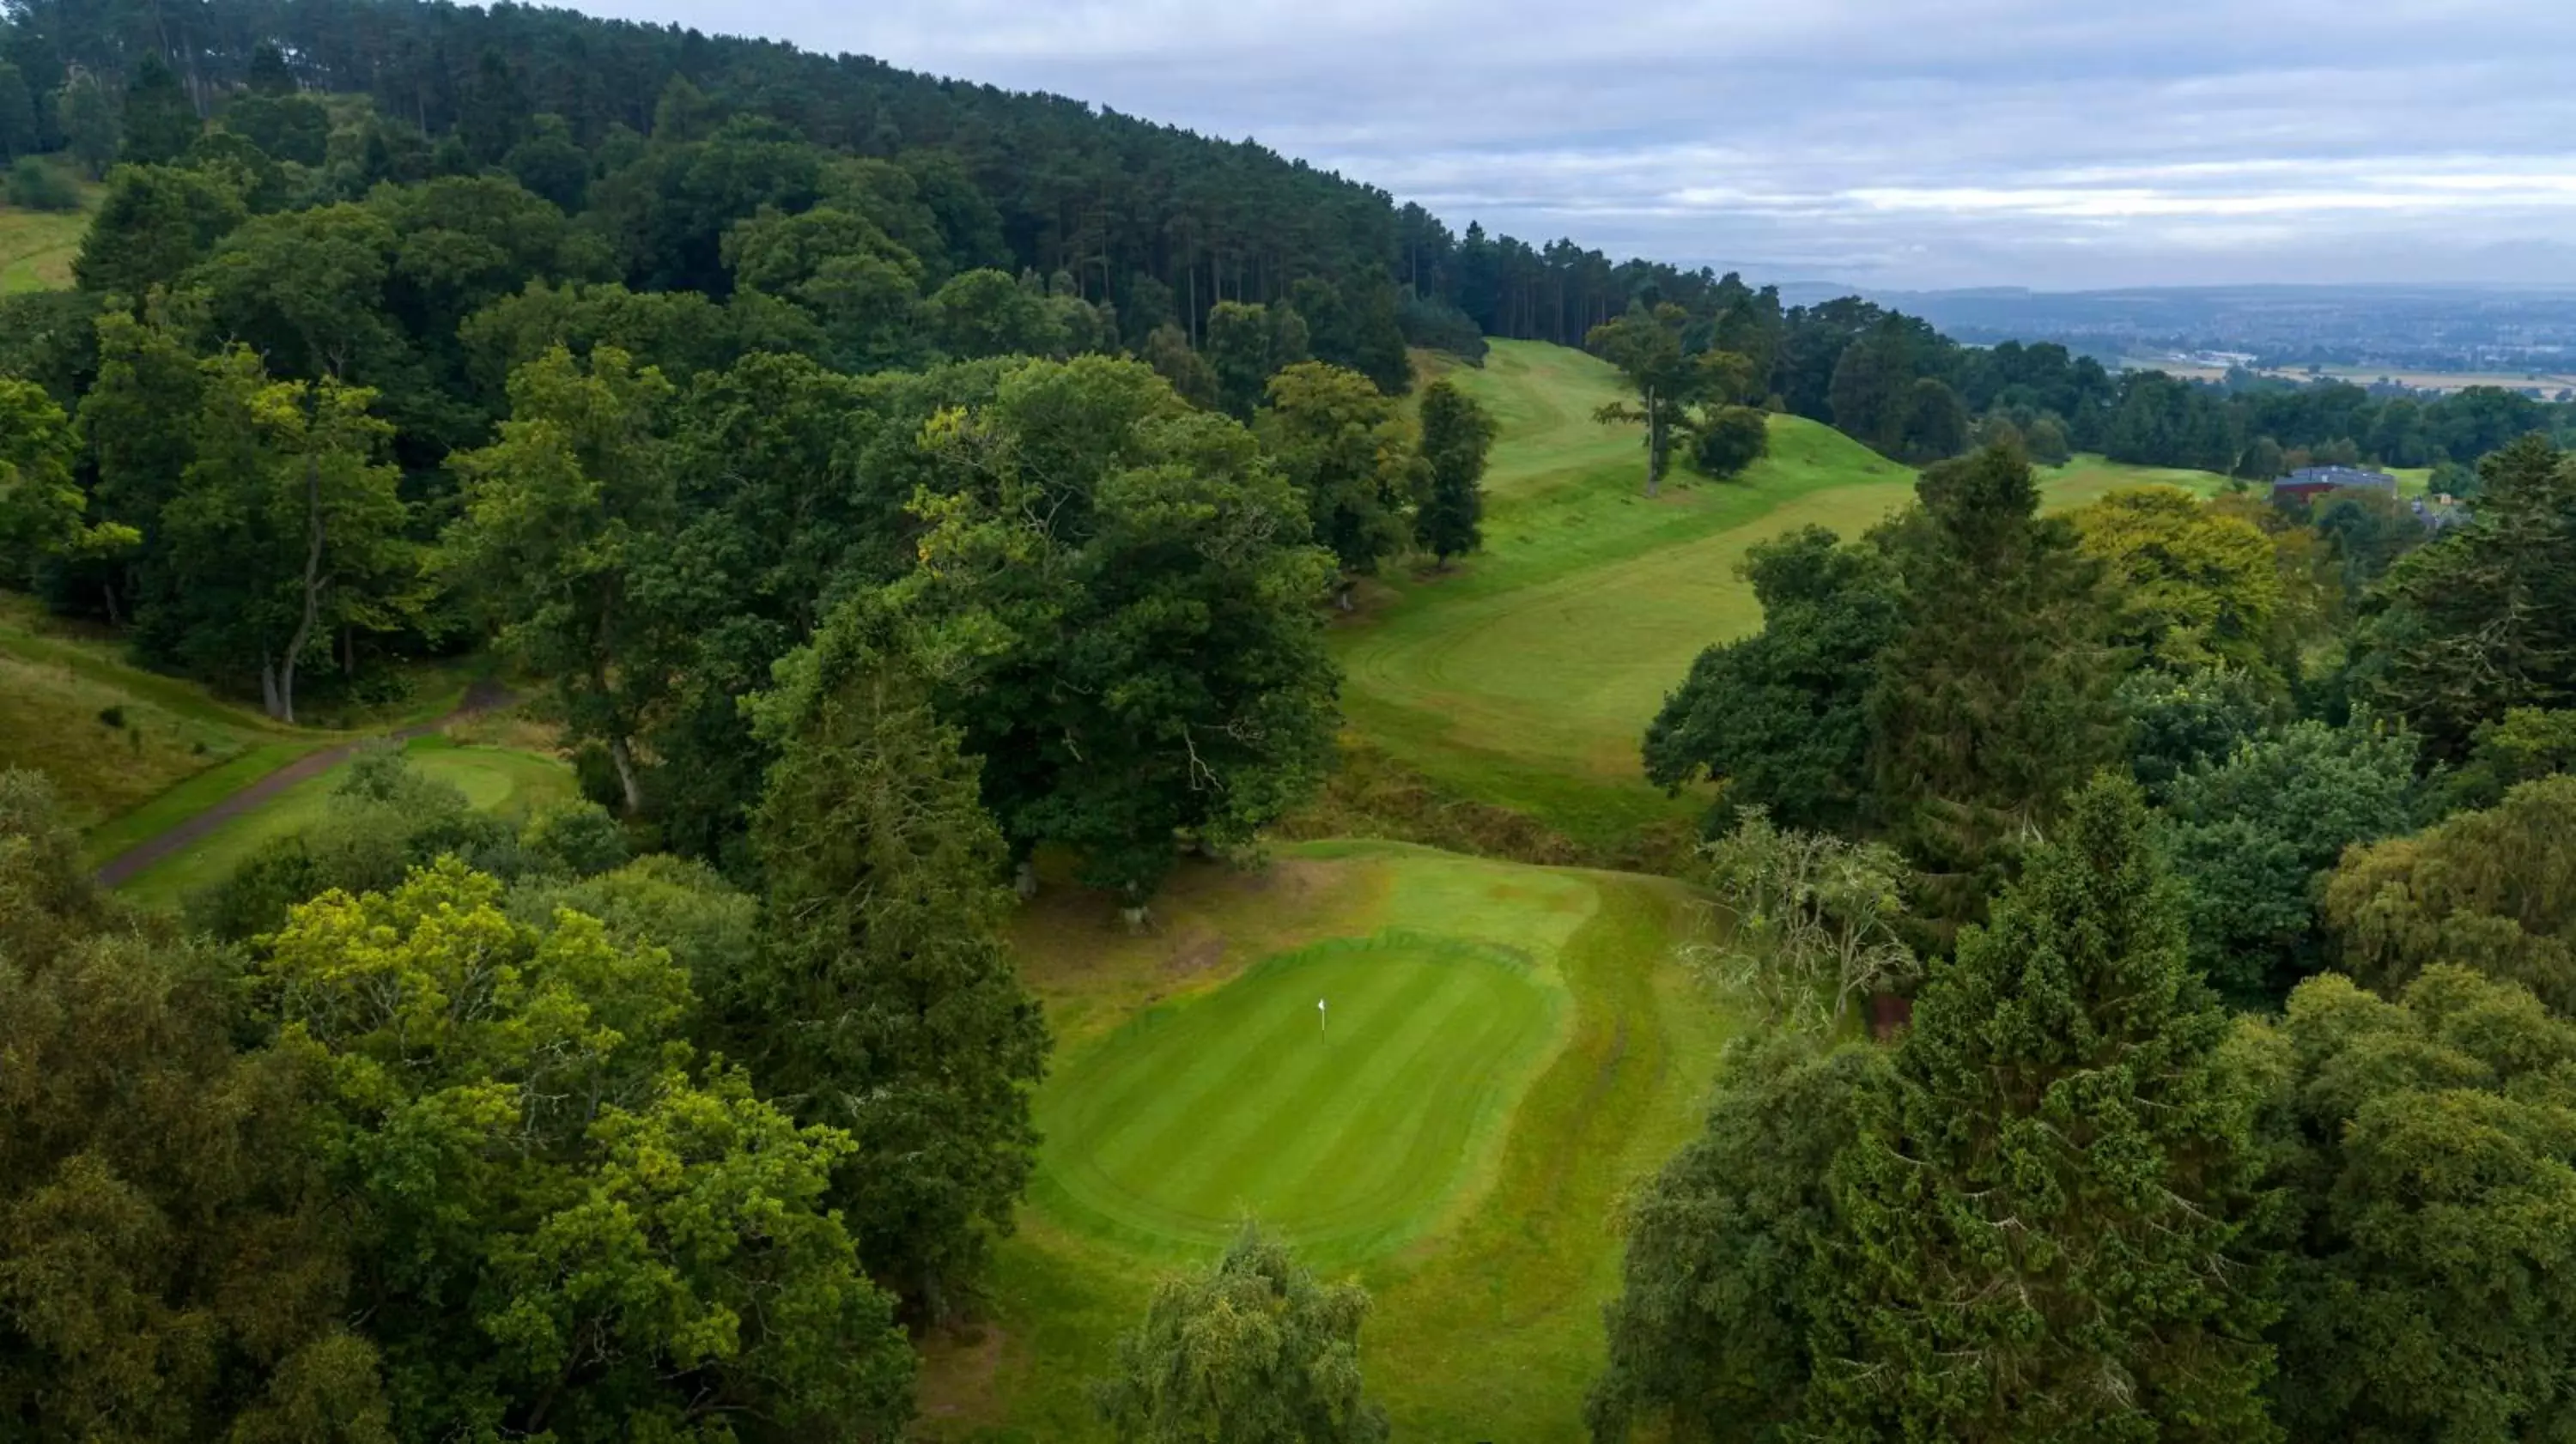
[{"left": 915, "top": 842, "right": 1732, "bottom": 1442}]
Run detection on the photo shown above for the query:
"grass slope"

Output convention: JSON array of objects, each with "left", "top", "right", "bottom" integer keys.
[
  {"left": 915, "top": 842, "right": 1731, "bottom": 1441},
  {"left": 0, "top": 604, "right": 324, "bottom": 843},
  {"left": 0, "top": 598, "right": 495, "bottom": 862},
  {"left": 0, "top": 172, "right": 99, "bottom": 294},
  {"left": 1340, "top": 342, "right": 2228, "bottom": 845},
  {"left": 117, "top": 734, "right": 577, "bottom": 911}
]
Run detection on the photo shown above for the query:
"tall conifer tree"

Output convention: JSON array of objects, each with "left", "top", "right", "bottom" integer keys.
[
  {"left": 1868, "top": 441, "right": 2121, "bottom": 922},
  {"left": 1814, "top": 776, "right": 2277, "bottom": 1441},
  {"left": 747, "top": 595, "right": 1049, "bottom": 1319},
  {"left": 118, "top": 54, "right": 197, "bottom": 165}
]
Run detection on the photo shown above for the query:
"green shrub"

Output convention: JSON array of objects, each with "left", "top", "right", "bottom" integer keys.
[
  {"left": 519, "top": 799, "right": 630, "bottom": 877},
  {"left": 4, "top": 156, "right": 81, "bottom": 212}
]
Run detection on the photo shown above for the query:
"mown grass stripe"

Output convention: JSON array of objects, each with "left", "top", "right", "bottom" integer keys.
[
  {"left": 1035, "top": 930, "right": 1567, "bottom": 1263},
  {"left": 1072, "top": 944, "right": 1449, "bottom": 1225}
]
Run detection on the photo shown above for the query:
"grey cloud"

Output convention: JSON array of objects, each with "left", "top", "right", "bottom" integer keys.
[{"left": 562, "top": 0, "right": 2576, "bottom": 288}]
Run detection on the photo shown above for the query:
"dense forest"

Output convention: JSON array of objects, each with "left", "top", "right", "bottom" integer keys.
[{"left": 10, "top": 0, "right": 2576, "bottom": 1440}]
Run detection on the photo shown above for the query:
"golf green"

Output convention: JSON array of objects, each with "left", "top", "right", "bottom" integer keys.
[{"left": 1034, "top": 931, "right": 1567, "bottom": 1263}]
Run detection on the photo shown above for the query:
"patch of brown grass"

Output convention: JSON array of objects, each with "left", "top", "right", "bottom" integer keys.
[{"left": 1276, "top": 733, "right": 1697, "bottom": 874}]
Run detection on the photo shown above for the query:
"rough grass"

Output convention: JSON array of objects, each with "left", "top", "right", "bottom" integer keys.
[
  {"left": 117, "top": 735, "right": 577, "bottom": 911},
  {"left": 1335, "top": 342, "right": 2229, "bottom": 848},
  {"left": 0, "top": 596, "right": 499, "bottom": 860},
  {"left": 0, "top": 604, "right": 319, "bottom": 839},
  {"left": 912, "top": 842, "right": 1733, "bottom": 1442},
  {"left": 0, "top": 170, "right": 100, "bottom": 294},
  {"left": 0, "top": 647, "right": 273, "bottom": 832}
]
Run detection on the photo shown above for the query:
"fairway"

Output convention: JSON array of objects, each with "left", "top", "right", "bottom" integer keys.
[
  {"left": 1339, "top": 341, "right": 2227, "bottom": 844},
  {"left": 1037, "top": 933, "right": 1564, "bottom": 1262}
]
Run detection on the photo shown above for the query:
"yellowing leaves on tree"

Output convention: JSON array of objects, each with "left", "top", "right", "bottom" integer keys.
[
  {"left": 254, "top": 858, "right": 915, "bottom": 1443},
  {"left": 2071, "top": 484, "right": 2283, "bottom": 676}
]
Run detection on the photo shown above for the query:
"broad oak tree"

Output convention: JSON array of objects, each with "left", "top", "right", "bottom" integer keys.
[
  {"left": 902, "top": 355, "right": 1338, "bottom": 907},
  {"left": 1644, "top": 525, "right": 1902, "bottom": 834},
  {"left": 1257, "top": 361, "right": 1424, "bottom": 605},
  {"left": 256, "top": 860, "right": 916, "bottom": 1442},
  {"left": 447, "top": 345, "right": 679, "bottom": 813}
]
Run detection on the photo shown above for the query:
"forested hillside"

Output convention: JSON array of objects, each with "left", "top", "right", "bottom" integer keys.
[{"left": 14, "top": 2, "right": 2576, "bottom": 1441}]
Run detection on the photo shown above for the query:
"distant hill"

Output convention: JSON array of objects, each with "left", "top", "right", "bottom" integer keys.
[{"left": 1783, "top": 282, "right": 2576, "bottom": 374}]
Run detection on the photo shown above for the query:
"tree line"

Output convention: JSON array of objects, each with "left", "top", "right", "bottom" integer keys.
[
  {"left": 1573, "top": 287, "right": 2576, "bottom": 488},
  {"left": 1582, "top": 428, "right": 2576, "bottom": 1441},
  {"left": 9, "top": 0, "right": 2567, "bottom": 493}
]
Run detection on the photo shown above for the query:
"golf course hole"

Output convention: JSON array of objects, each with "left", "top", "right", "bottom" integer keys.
[{"left": 1033, "top": 931, "right": 1568, "bottom": 1262}]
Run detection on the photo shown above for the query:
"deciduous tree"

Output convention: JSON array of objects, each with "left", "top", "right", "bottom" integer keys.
[
  {"left": 2159, "top": 718, "right": 2422, "bottom": 1006},
  {"left": 1093, "top": 1224, "right": 1388, "bottom": 1444},
  {"left": 157, "top": 349, "right": 413, "bottom": 721},
  {"left": 2117, "top": 664, "right": 2280, "bottom": 801},
  {"left": 1257, "top": 361, "right": 1423, "bottom": 602},
  {"left": 256, "top": 860, "right": 917, "bottom": 1444},
  {"left": 1644, "top": 526, "right": 1902, "bottom": 834},
  {"left": 1204, "top": 299, "right": 1306, "bottom": 419},
  {"left": 903, "top": 355, "right": 1338, "bottom": 904},
  {"left": 446, "top": 345, "right": 678, "bottom": 813},
  {"left": 2232, "top": 967, "right": 2576, "bottom": 1440},
  {"left": 0, "top": 376, "right": 135, "bottom": 586},
  {"left": 2323, "top": 773, "right": 2576, "bottom": 1014},
  {"left": 1589, "top": 303, "right": 1748, "bottom": 496},
  {"left": 1413, "top": 377, "right": 1494, "bottom": 565},
  {"left": 1685, "top": 810, "right": 1917, "bottom": 1026},
  {"left": 0, "top": 771, "right": 392, "bottom": 1444},
  {"left": 2074, "top": 485, "right": 2282, "bottom": 675},
  {"left": 1687, "top": 402, "right": 1769, "bottom": 479}
]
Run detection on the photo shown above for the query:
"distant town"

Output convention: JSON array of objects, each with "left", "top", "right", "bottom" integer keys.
[{"left": 1793, "top": 282, "right": 2576, "bottom": 395}]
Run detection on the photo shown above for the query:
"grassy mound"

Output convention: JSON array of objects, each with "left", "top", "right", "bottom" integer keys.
[
  {"left": 0, "top": 604, "right": 322, "bottom": 841},
  {"left": 0, "top": 598, "right": 503, "bottom": 866},
  {"left": 915, "top": 841, "right": 1733, "bottom": 1441}
]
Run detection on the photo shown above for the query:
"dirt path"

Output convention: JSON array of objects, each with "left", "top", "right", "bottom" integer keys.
[{"left": 92, "top": 678, "right": 518, "bottom": 889}]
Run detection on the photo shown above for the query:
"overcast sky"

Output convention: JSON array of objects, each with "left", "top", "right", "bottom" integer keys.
[{"left": 567, "top": 0, "right": 2576, "bottom": 291}]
